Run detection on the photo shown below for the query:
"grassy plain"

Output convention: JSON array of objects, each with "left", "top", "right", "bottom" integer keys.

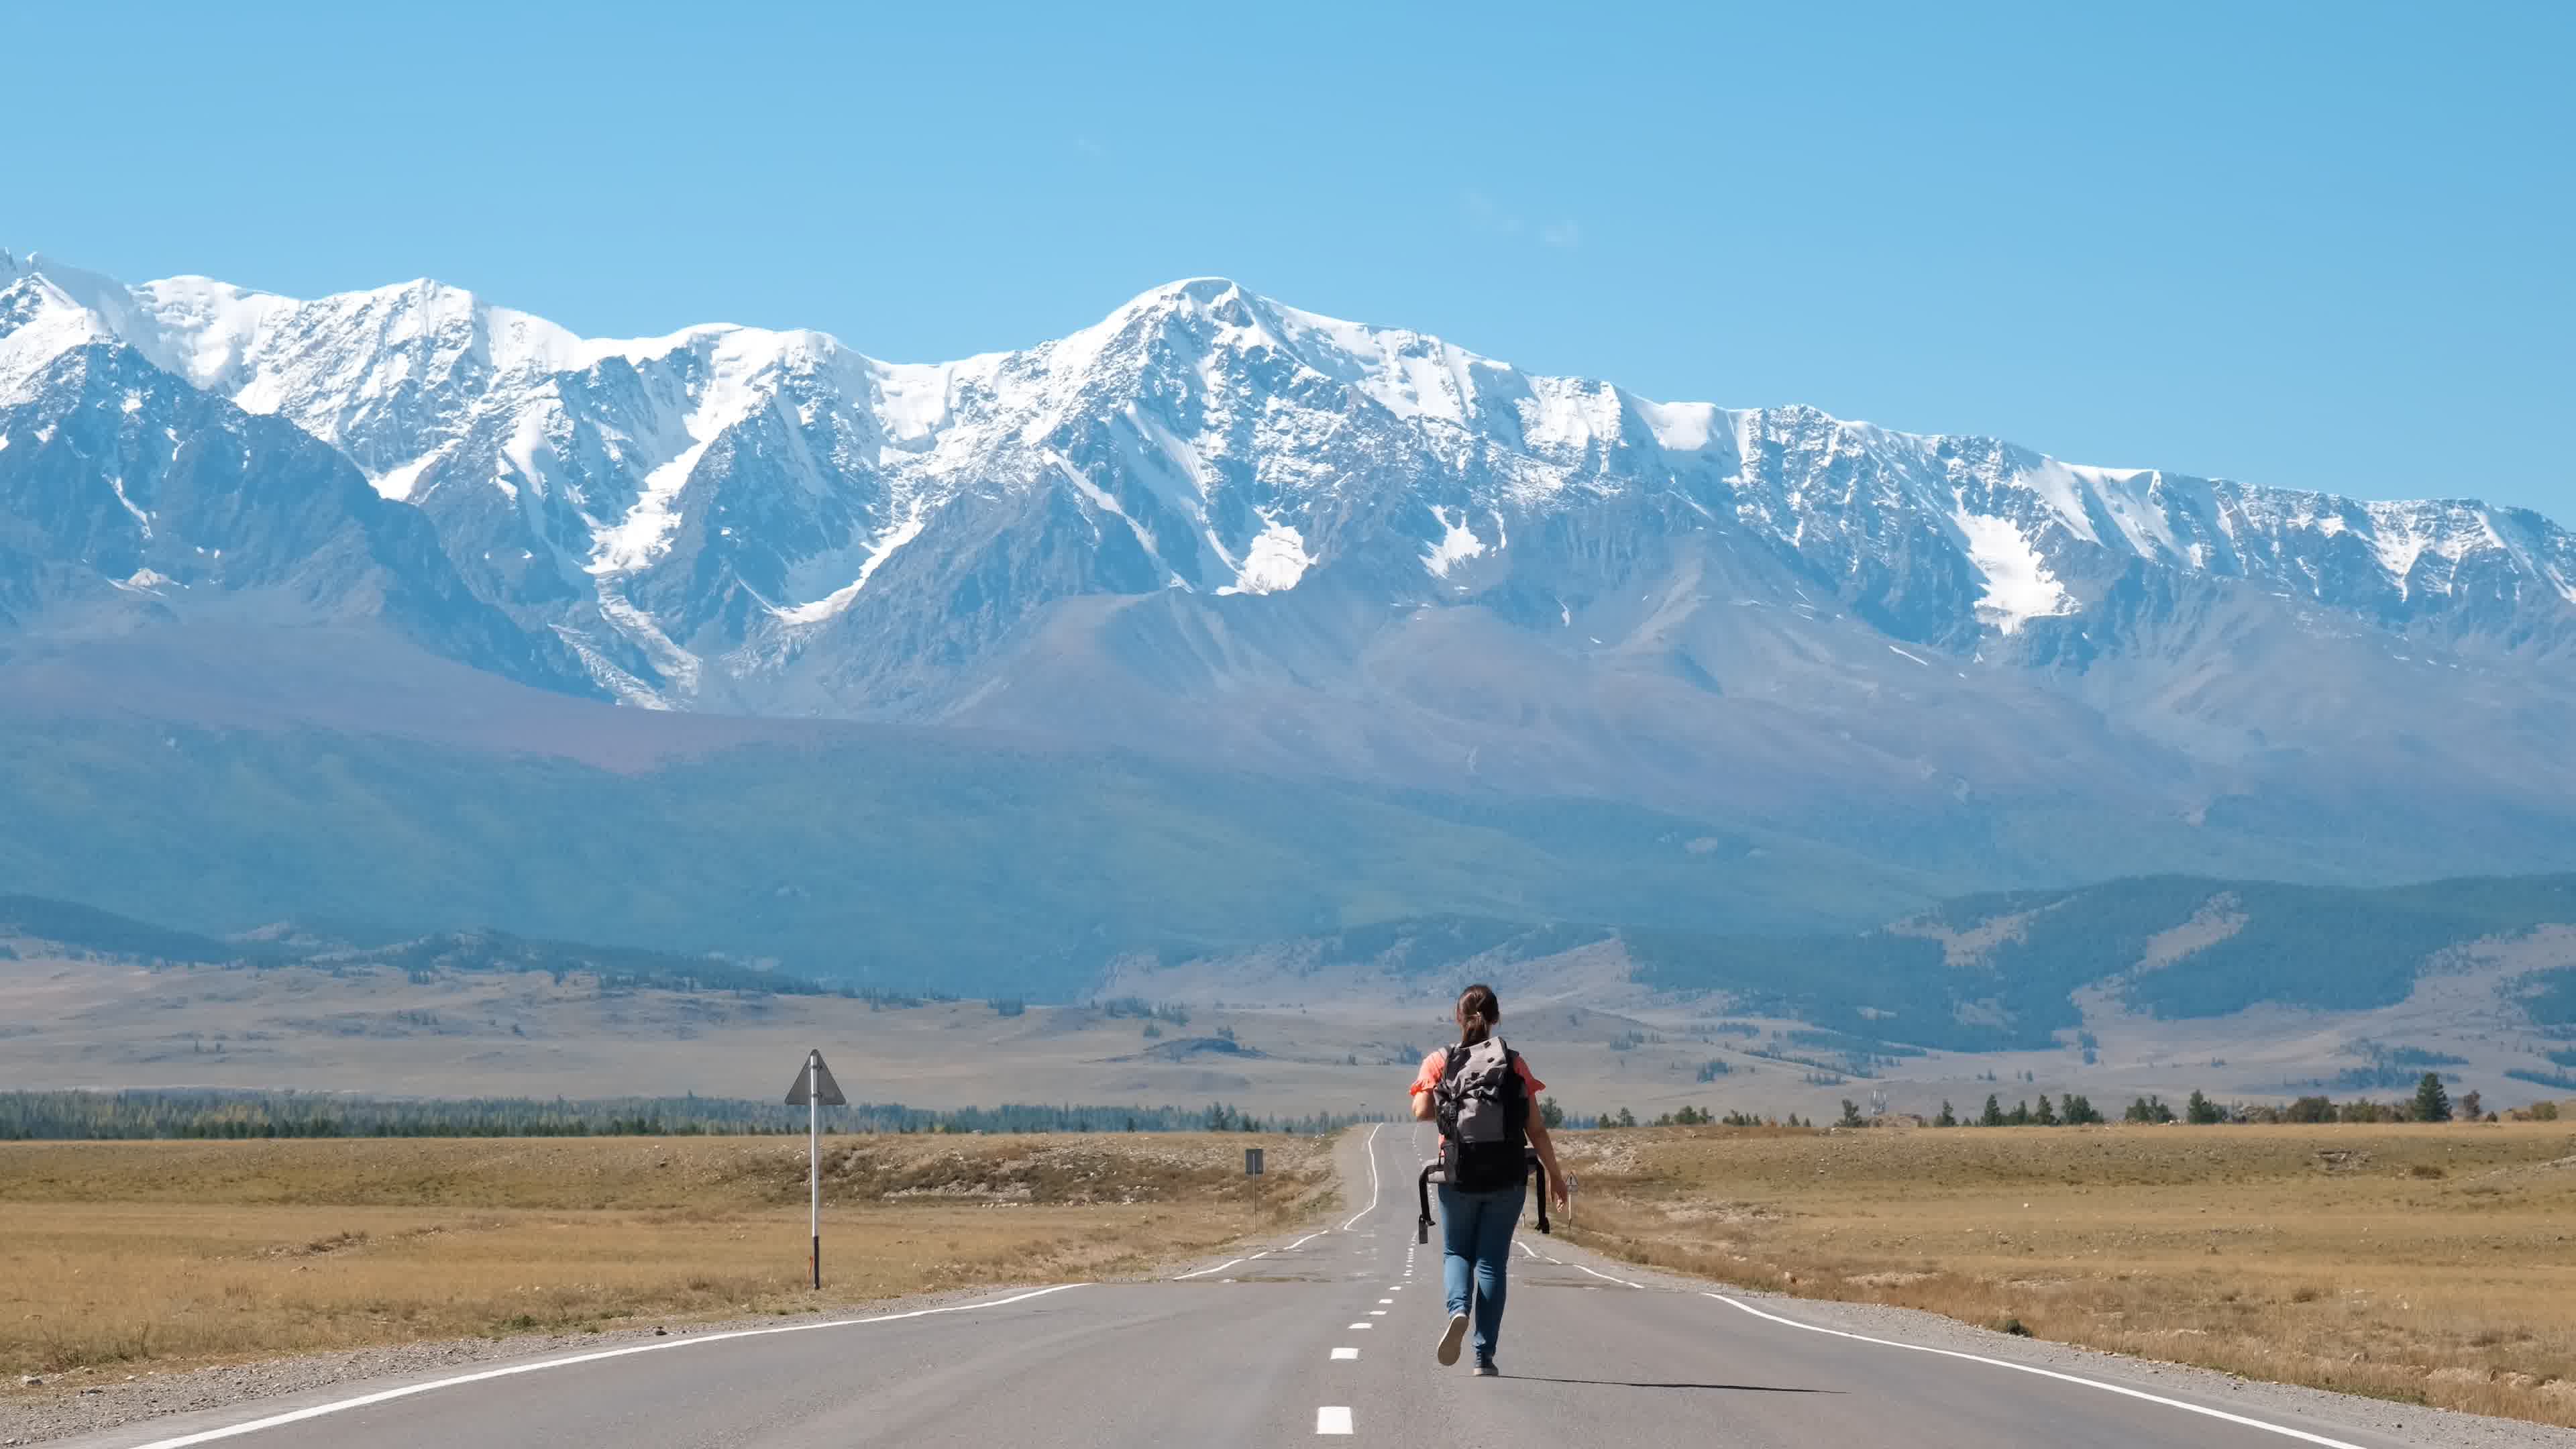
[
  {"left": 1558, "top": 1121, "right": 2576, "bottom": 1428},
  {"left": 0, "top": 1134, "right": 1330, "bottom": 1381}
]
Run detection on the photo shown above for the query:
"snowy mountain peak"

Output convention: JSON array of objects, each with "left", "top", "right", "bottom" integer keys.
[
  {"left": 8, "top": 249, "right": 2572, "bottom": 916},
  {"left": 1123, "top": 275, "right": 1250, "bottom": 310},
  {"left": 0, "top": 268, "right": 117, "bottom": 405},
  {"left": 5, "top": 248, "right": 2570, "bottom": 718}
]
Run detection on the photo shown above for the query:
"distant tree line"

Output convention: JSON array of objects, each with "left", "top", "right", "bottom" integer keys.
[
  {"left": 1922, "top": 1073, "right": 2491, "bottom": 1126},
  {"left": 1094, "top": 997, "right": 1193, "bottom": 1024},
  {"left": 1561, "top": 1072, "right": 2532, "bottom": 1134},
  {"left": 1574, "top": 1100, "right": 1817, "bottom": 1130},
  {"left": 0, "top": 1090, "right": 1366, "bottom": 1141},
  {"left": 1197, "top": 1102, "right": 1356, "bottom": 1134}
]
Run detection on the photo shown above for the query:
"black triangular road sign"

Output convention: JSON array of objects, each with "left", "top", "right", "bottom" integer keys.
[{"left": 784, "top": 1049, "right": 846, "bottom": 1106}]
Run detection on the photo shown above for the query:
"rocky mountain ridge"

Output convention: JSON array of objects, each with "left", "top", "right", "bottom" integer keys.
[
  {"left": 7, "top": 250, "right": 2569, "bottom": 708},
  {"left": 4, "top": 247, "right": 2573, "bottom": 899}
]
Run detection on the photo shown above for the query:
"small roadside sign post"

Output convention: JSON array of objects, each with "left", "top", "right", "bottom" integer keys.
[
  {"left": 1245, "top": 1146, "right": 1264, "bottom": 1225},
  {"left": 784, "top": 1048, "right": 846, "bottom": 1289}
]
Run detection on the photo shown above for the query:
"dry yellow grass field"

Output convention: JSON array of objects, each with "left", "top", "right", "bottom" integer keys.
[
  {"left": 0, "top": 1134, "right": 1330, "bottom": 1381},
  {"left": 1557, "top": 1121, "right": 2576, "bottom": 1428}
]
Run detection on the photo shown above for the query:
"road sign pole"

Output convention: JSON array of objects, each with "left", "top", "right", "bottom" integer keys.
[
  {"left": 808, "top": 1051, "right": 820, "bottom": 1291},
  {"left": 784, "top": 1046, "right": 845, "bottom": 1291}
]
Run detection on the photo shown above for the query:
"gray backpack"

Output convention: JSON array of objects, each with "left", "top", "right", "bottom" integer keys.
[{"left": 1434, "top": 1035, "right": 1529, "bottom": 1191}]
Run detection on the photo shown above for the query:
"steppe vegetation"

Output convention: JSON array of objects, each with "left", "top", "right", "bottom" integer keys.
[
  {"left": 0, "top": 1133, "right": 1329, "bottom": 1381},
  {"left": 0, "top": 1088, "right": 1348, "bottom": 1140},
  {"left": 1558, "top": 1120, "right": 2576, "bottom": 1426}
]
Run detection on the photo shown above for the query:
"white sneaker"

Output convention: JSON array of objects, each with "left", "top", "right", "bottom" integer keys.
[{"left": 1436, "top": 1311, "right": 1470, "bottom": 1366}]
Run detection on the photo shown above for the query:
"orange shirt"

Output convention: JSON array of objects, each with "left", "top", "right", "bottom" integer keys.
[{"left": 1410, "top": 1044, "right": 1546, "bottom": 1101}]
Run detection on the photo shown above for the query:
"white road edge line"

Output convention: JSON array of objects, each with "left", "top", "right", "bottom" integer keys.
[
  {"left": 1283, "top": 1232, "right": 1325, "bottom": 1252},
  {"left": 1572, "top": 1263, "right": 1643, "bottom": 1289},
  {"left": 1705, "top": 1294, "right": 2369, "bottom": 1449},
  {"left": 1174, "top": 1257, "right": 1246, "bottom": 1281},
  {"left": 123, "top": 1284, "right": 1089, "bottom": 1449},
  {"left": 1338, "top": 1122, "right": 1385, "bottom": 1231},
  {"left": 1331, "top": 1346, "right": 1358, "bottom": 1360},
  {"left": 1317, "top": 1405, "right": 1354, "bottom": 1434}
]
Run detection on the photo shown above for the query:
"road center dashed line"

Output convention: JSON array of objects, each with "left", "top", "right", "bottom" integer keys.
[
  {"left": 1330, "top": 1346, "right": 1358, "bottom": 1360},
  {"left": 1316, "top": 1405, "right": 1354, "bottom": 1435}
]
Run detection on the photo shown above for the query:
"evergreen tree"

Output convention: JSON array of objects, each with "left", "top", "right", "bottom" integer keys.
[
  {"left": 2186, "top": 1089, "right": 2224, "bottom": 1125},
  {"left": 1935, "top": 1099, "right": 1958, "bottom": 1128},
  {"left": 2412, "top": 1072, "right": 2453, "bottom": 1123},
  {"left": 2034, "top": 1094, "right": 2060, "bottom": 1126},
  {"left": 1839, "top": 1099, "right": 1865, "bottom": 1128},
  {"left": 2006, "top": 1100, "right": 2032, "bottom": 1126},
  {"left": 2125, "top": 1094, "right": 2176, "bottom": 1124},
  {"left": 1540, "top": 1096, "right": 1566, "bottom": 1129},
  {"left": 1979, "top": 1094, "right": 2006, "bottom": 1127},
  {"left": 2061, "top": 1093, "right": 2104, "bottom": 1126},
  {"left": 2459, "top": 1089, "right": 2483, "bottom": 1121}
]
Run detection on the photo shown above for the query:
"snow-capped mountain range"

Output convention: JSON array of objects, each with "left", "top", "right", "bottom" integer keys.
[{"left": 5, "top": 244, "right": 2573, "bottom": 881}]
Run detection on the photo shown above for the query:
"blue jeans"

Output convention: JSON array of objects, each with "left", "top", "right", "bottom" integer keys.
[{"left": 1438, "top": 1178, "right": 1527, "bottom": 1362}]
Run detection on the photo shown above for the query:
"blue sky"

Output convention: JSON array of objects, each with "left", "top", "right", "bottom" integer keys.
[{"left": 13, "top": 3, "right": 2571, "bottom": 517}]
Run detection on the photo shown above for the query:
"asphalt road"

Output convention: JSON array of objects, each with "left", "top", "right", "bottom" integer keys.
[{"left": 58, "top": 1123, "right": 2489, "bottom": 1448}]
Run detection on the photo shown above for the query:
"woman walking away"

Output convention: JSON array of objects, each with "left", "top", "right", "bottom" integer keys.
[{"left": 1410, "top": 983, "right": 1569, "bottom": 1377}]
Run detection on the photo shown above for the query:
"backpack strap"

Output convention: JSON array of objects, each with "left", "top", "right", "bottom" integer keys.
[
  {"left": 1500, "top": 1044, "right": 1529, "bottom": 1135},
  {"left": 1433, "top": 1042, "right": 1468, "bottom": 1144}
]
